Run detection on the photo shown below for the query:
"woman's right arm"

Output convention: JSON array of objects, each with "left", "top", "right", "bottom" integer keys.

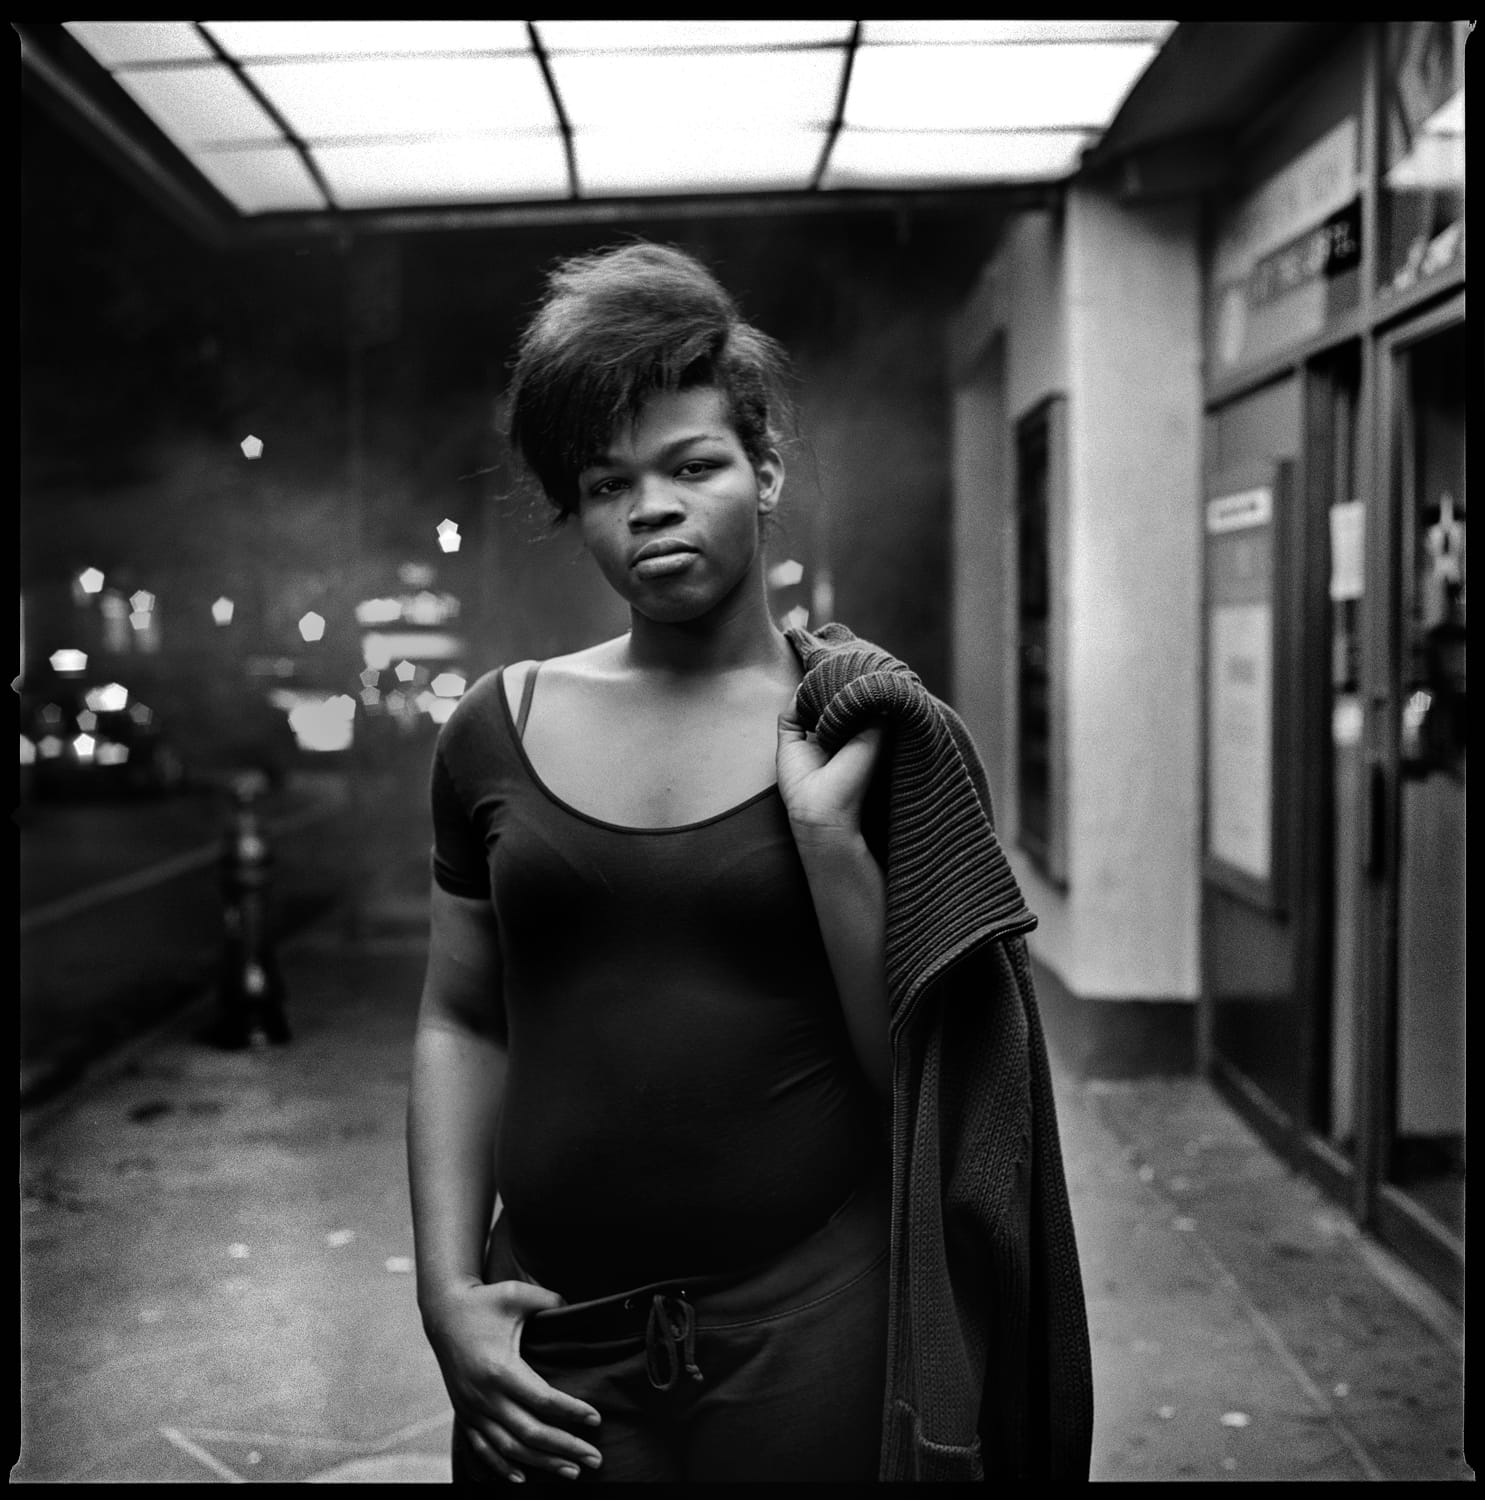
[{"left": 407, "top": 883, "right": 603, "bottom": 1481}]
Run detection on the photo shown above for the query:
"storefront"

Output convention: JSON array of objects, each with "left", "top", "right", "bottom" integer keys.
[
  {"left": 1195, "top": 21, "right": 1465, "bottom": 1302},
  {"left": 948, "top": 21, "right": 1465, "bottom": 1305}
]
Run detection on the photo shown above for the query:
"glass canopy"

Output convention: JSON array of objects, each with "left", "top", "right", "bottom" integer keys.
[{"left": 62, "top": 19, "right": 1175, "bottom": 215}]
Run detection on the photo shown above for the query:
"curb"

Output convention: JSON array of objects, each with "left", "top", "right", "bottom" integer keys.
[{"left": 19, "top": 893, "right": 368, "bottom": 1137}]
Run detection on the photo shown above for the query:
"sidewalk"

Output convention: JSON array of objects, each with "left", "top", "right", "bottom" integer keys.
[{"left": 16, "top": 898, "right": 1471, "bottom": 1483}]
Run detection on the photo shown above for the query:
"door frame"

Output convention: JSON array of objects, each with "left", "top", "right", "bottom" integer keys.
[{"left": 1359, "top": 290, "right": 1466, "bottom": 1302}]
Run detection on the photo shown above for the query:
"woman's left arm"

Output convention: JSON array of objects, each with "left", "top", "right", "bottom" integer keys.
[{"left": 777, "top": 711, "right": 891, "bottom": 1104}]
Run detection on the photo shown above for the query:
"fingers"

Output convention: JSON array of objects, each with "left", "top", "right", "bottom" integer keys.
[
  {"left": 491, "top": 1389, "right": 604, "bottom": 1474},
  {"left": 462, "top": 1391, "right": 604, "bottom": 1483},
  {"left": 468, "top": 1345, "right": 603, "bottom": 1478},
  {"left": 777, "top": 711, "right": 887, "bottom": 749},
  {"left": 822, "top": 721, "right": 886, "bottom": 773},
  {"left": 518, "top": 1368, "right": 604, "bottom": 1435},
  {"left": 462, "top": 1422, "right": 526, "bottom": 1484}
]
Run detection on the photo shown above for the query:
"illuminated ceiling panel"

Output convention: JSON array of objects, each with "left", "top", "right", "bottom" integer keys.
[
  {"left": 111, "top": 65, "right": 281, "bottom": 147},
  {"left": 200, "top": 19, "right": 531, "bottom": 57},
  {"left": 575, "top": 129, "right": 826, "bottom": 197},
  {"left": 845, "top": 43, "right": 1164, "bottom": 131},
  {"left": 191, "top": 144, "right": 327, "bottom": 214},
  {"left": 56, "top": 19, "right": 1177, "bottom": 220},
  {"left": 824, "top": 131, "right": 1090, "bottom": 189},
  {"left": 548, "top": 50, "right": 842, "bottom": 130},
  {"left": 535, "top": 20, "right": 856, "bottom": 52},
  {"left": 63, "top": 19, "right": 214, "bottom": 66},
  {"left": 318, "top": 135, "right": 570, "bottom": 208},
  {"left": 241, "top": 55, "right": 555, "bottom": 139}
]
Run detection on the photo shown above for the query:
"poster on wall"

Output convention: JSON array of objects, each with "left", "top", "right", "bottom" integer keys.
[
  {"left": 1204, "top": 471, "right": 1285, "bottom": 906},
  {"left": 1207, "top": 599, "right": 1273, "bottom": 880}
]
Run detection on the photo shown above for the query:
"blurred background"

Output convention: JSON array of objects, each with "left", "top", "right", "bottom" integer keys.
[{"left": 16, "top": 20, "right": 1466, "bottom": 1484}]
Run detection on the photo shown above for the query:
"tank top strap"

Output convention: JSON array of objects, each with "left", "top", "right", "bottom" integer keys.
[{"left": 515, "top": 661, "right": 542, "bottom": 742}]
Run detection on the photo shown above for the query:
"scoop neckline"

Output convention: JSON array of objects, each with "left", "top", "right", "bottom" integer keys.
[{"left": 497, "top": 665, "right": 781, "bottom": 835}]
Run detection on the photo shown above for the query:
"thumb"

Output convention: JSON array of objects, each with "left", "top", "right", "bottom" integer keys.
[
  {"left": 494, "top": 1280, "right": 567, "bottom": 1316},
  {"left": 777, "top": 708, "right": 810, "bottom": 741}
]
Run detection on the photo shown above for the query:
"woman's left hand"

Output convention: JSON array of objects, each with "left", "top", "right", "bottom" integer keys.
[{"left": 776, "top": 709, "right": 886, "bottom": 838}]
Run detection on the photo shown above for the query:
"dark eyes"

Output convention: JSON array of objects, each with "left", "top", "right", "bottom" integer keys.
[{"left": 587, "top": 459, "right": 721, "bottom": 499}]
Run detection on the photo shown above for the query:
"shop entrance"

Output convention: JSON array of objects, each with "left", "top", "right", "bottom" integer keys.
[
  {"left": 1203, "top": 309, "right": 1464, "bottom": 1302},
  {"left": 1369, "top": 307, "right": 1466, "bottom": 1286}
]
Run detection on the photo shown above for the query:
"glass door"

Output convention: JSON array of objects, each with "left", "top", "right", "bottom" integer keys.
[{"left": 1373, "top": 305, "right": 1465, "bottom": 1292}]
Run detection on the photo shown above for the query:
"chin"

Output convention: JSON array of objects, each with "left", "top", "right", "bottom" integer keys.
[{"left": 632, "top": 593, "right": 715, "bottom": 625}]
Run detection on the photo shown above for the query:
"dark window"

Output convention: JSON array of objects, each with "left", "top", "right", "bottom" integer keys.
[{"left": 1016, "top": 401, "right": 1054, "bottom": 870}]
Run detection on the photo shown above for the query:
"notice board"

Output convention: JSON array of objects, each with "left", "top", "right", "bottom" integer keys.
[{"left": 1203, "top": 462, "right": 1290, "bottom": 911}]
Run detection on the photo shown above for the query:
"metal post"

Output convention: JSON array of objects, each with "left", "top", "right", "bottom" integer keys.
[{"left": 212, "top": 770, "right": 291, "bottom": 1048}]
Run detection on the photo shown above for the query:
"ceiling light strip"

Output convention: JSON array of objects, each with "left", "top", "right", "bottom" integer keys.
[
  {"left": 190, "top": 21, "right": 337, "bottom": 211},
  {"left": 527, "top": 23, "right": 579, "bottom": 199},
  {"left": 810, "top": 21, "right": 862, "bottom": 191},
  {"left": 845, "top": 123, "right": 1106, "bottom": 136}
]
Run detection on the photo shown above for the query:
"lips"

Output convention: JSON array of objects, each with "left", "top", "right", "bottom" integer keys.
[{"left": 630, "top": 538, "right": 699, "bottom": 567}]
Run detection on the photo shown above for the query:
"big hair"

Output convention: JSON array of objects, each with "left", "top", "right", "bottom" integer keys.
[{"left": 506, "top": 241, "right": 794, "bottom": 520}]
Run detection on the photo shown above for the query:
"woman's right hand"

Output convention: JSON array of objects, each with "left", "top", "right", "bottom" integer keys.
[{"left": 423, "top": 1277, "right": 604, "bottom": 1482}]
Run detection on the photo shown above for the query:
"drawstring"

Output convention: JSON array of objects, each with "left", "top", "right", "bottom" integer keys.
[{"left": 644, "top": 1292, "right": 704, "bottom": 1391}]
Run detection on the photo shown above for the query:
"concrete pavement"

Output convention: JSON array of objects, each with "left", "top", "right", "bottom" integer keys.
[{"left": 15, "top": 883, "right": 1472, "bottom": 1482}]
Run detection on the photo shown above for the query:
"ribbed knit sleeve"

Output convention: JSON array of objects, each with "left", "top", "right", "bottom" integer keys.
[{"left": 788, "top": 624, "right": 1036, "bottom": 1031}]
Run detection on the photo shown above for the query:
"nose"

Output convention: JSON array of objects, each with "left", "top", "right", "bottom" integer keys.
[{"left": 627, "top": 474, "right": 685, "bottom": 530}]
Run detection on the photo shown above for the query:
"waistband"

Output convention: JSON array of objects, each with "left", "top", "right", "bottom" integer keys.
[{"left": 485, "top": 1163, "right": 890, "bottom": 1345}]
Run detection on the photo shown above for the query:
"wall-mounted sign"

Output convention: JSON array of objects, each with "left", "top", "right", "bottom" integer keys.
[
  {"left": 1209, "top": 117, "right": 1364, "bottom": 375},
  {"left": 1213, "top": 119, "right": 1359, "bottom": 286},
  {"left": 1207, "top": 487, "right": 1273, "bottom": 534},
  {"left": 1204, "top": 472, "right": 1283, "bottom": 904},
  {"left": 1247, "top": 199, "right": 1362, "bottom": 309},
  {"left": 1208, "top": 601, "right": 1274, "bottom": 882},
  {"left": 1329, "top": 500, "right": 1366, "bottom": 602}
]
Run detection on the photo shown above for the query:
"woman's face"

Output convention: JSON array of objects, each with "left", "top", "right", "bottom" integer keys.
[{"left": 575, "top": 386, "right": 782, "bottom": 624}]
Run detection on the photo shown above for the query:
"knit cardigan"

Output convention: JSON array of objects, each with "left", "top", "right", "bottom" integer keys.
[{"left": 787, "top": 622, "right": 1093, "bottom": 1484}]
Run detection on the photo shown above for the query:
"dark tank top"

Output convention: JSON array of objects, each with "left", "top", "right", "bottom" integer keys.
[{"left": 429, "top": 665, "right": 883, "bottom": 1299}]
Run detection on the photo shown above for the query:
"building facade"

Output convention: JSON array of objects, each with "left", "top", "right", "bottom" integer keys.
[{"left": 948, "top": 20, "right": 1466, "bottom": 1303}]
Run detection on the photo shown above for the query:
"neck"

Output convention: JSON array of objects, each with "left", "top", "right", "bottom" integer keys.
[{"left": 624, "top": 576, "right": 792, "bottom": 677}]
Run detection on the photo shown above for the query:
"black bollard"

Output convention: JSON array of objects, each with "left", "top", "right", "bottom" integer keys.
[{"left": 212, "top": 770, "right": 291, "bottom": 1049}]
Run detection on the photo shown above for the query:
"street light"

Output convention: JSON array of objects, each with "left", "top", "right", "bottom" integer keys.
[{"left": 50, "top": 648, "right": 88, "bottom": 675}]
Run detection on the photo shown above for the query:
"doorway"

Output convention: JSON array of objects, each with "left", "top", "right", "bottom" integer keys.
[{"left": 1373, "top": 309, "right": 1466, "bottom": 1266}]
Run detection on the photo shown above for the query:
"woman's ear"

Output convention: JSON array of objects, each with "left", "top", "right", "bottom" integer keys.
[{"left": 755, "top": 448, "right": 785, "bottom": 514}]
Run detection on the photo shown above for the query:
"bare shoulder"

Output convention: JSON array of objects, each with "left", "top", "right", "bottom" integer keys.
[
  {"left": 500, "top": 658, "right": 541, "bottom": 717},
  {"left": 500, "top": 637, "right": 628, "bottom": 716}
]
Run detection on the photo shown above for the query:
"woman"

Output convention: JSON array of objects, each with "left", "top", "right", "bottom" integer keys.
[{"left": 407, "top": 242, "right": 1091, "bottom": 1484}]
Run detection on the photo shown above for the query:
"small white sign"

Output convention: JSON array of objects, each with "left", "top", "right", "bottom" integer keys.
[
  {"left": 1206, "top": 487, "right": 1273, "bottom": 535},
  {"left": 1329, "top": 501, "right": 1366, "bottom": 601}
]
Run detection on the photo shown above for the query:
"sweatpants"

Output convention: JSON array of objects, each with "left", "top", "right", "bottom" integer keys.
[{"left": 451, "top": 1167, "right": 890, "bottom": 1484}]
